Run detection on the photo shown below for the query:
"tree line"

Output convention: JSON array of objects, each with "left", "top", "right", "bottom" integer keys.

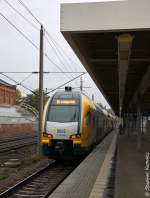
[{"left": 16, "top": 89, "right": 49, "bottom": 111}]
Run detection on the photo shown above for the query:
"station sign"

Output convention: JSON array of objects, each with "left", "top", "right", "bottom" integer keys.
[{"left": 52, "top": 99, "right": 79, "bottom": 105}]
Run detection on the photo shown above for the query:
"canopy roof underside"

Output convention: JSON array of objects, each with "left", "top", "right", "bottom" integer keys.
[{"left": 61, "top": 1, "right": 150, "bottom": 115}]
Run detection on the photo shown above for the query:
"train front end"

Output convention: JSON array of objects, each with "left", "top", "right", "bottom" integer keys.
[{"left": 42, "top": 90, "right": 83, "bottom": 159}]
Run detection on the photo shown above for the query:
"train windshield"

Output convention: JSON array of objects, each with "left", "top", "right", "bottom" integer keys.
[{"left": 47, "top": 105, "right": 79, "bottom": 123}]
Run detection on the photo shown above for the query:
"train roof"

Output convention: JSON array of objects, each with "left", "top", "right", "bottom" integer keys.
[
  {"left": 52, "top": 90, "right": 116, "bottom": 119},
  {"left": 95, "top": 103, "right": 116, "bottom": 118},
  {"left": 53, "top": 90, "right": 81, "bottom": 99}
]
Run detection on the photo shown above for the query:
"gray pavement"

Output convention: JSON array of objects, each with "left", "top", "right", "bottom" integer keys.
[{"left": 114, "top": 134, "right": 150, "bottom": 198}]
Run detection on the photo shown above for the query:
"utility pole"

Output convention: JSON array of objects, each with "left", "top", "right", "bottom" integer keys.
[
  {"left": 92, "top": 94, "right": 94, "bottom": 101},
  {"left": 80, "top": 76, "right": 83, "bottom": 92},
  {"left": 38, "top": 25, "right": 44, "bottom": 155}
]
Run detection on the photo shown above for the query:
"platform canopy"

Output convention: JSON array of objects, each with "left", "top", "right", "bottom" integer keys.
[{"left": 60, "top": 0, "right": 150, "bottom": 115}]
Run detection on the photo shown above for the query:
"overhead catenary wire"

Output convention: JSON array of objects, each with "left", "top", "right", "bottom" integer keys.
[
  {"left": 0, "top": 73, "right": 36, "bottom": 94},
  {"left": 0, "top": 72, "right": 34, "bottom": 74},
  {"left": 45, "top": 26, "right": 89, "bottom": 88},
  {"left": 3, "top": 0, "right": 40, "bottom": 31},
  {"left": 45, "top": 35, "right": 79, "bottom": 86},
  {"left": 44, "top": 24, "right": 81, "bottom": 77},
  {"left": 0, "top": 11, "right": 69, "bottom": 76},
  {"left": 0, "top": 12, "right": 39, "bottom": 50},
  {"left": 46, "top": 86, "right": 91, "bottom": 91},
  {"left": 0, "top": 72, "right": 87, "bottom": 97},
  {"left": 14, "top": 0, "right": 91, "bottom": 91},
  {"left": 1, "top": 1, "right": 91, "bottom": 95},
  {"left": 15, "top": 0, "right": 83, "bottom": 86},
  {"left": 16, "top": 0, "right": 80, "bottom": 69},
  {"left": 0, "top": 12, "right": 78, "bottom": 84},
  {"left": 45, "top": 36, "right": 74, "bottom": 74},
  {"left": 19, "top": 73, "right": 33, "bottom": 84},
  {"left": 84, "top": 74, "right": 92, "bottom": 90},
  {"left": 5, "top": 0, "right": 80, "bottom": 81},
  {"left": 45, "top": 30, "right": 82, "bottom": 72},
  {"left": 46, "top": 73, "right": 86, "bottom": 95},
  {"left": 0, "top": 71, "right": 85, "bottom": 90},
  {"left": 45, "top": 32, "right": 91, "bottom": 90},
  {"left": 16, "top": 0, "right": 42, "bottom": 26},
  {"left": 44, "top": 52, "right": 79, "bottom": 86},
  {"left": 44, "top": 52, "right": 69, "bottom": 75},
  {"left": 44, "top": 53, "right": 81, "bottom": 87},
  {"left": 45, "top": 32, "right": 88, "bottom": 88},
  {"left": 0, "top": 71, "right": 86, "bottom": 74},
  {"left": 16, "top": 0, "right": 80, "bottom": 71},
  {"left": 14, "top": 0, "right": 94, "bottom": 92}
]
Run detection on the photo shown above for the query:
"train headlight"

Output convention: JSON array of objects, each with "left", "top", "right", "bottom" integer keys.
[
  {"left": 70, "top": 134, "right": 77, "bottom": 140},
  {"left": 47, "top": 134, "right": 53, "bottom": 139},
  {"left": 70, "top": 134, "right": 81, "bottom": 140},
  {"left": 70, "top": 134, "right": 81, "bottom": 145},
  {"left": 43, "top": 133, "right": 53, "bottom": 139}
]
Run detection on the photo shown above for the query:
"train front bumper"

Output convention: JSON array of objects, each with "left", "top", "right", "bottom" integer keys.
[{"left": 42, "top": 137, "right": 90, "bottom": 157}]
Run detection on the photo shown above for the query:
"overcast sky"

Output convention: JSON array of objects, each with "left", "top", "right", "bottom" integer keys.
[{"left": 0, "top": 0, "right": 112, "bottom": 107}]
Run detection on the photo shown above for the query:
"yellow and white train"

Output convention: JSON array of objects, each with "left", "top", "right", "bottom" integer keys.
[{"left": 41, "top": 87, "right": 115, "bottom": 159}]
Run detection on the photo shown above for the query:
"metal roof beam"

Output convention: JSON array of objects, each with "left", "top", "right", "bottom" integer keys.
[
  {"left": 118, "top": 34, "right": 133, "bottom": 115},
  {"left": 89, "top": 58, "right": 150, "bottom": 63}
]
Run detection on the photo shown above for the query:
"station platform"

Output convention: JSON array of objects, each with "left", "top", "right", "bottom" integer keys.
[
  {"left": 48, "top": 129, "right": 150, "bottom": 198},
  {"left": 114, "top": 133, "right": 150, "bottom": 198},
  {"left": 49, "top": 130, "right": 118, "bottom": 198}
]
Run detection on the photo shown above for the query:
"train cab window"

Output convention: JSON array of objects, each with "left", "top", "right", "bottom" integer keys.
[
  {"left": 47, "top": 105, "right": 79, "bottom": 123},
  {"left": 86, "top": 111, "right": 91, "bottom": 125}
]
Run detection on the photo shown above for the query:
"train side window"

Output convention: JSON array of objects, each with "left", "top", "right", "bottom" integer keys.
[{"left": 86, "top": 111, "right": 91, "bottom": 125}]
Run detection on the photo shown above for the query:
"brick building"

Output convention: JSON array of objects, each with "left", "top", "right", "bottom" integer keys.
[{"left": 0, "top": 79, "right": 16, "bottom": 105}]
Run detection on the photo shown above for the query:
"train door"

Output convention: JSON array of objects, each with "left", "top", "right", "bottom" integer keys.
[
  {"left": 95, "top": 116, "right": 99, "bottom": 144},
  {"left": 99, "top": 113, "right": 103, "bottom": 139}
]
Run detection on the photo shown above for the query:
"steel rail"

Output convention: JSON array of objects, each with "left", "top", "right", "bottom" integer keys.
[
  {"left": 0, "top": 136, "right": 37, "bottom": 153},
  {"left": 0, "top": 135, "right": 37, "bottom": 143},
  {"left": 0, "top": 160, "right": 78, "bottom": 198}
]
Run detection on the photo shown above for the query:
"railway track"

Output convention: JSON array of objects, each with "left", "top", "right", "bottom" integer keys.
[
  {"left": 0, "top": 136, "right": 37, "bottom": 153},
  {"left": 0, "top": 160, "right": 78, "bottom": 198}
]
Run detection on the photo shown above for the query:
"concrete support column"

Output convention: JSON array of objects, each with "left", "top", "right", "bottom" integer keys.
[
  {"left": 132, "top": 118, "right": 134, "bottom": 134},
  {"left": 129, "top": 116, "right": 133, "bottom": 136},
  {"left": 126, "top": 117, "right": 130, "bottom": 137},
  {"left": 141, "top": 116, "right": 144, "bottom": 134},
  {"left": 146, "top": 116, "right": 149, "bottom": 134},
  {"left": 137, "top": 105, "right": 142, "bottom": 150},
  {"left": 134, "top": 116, "right": 137, "bottom": 134},
  {"left": 124, "top": 117, "right": 128, "bottom": 135}
]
